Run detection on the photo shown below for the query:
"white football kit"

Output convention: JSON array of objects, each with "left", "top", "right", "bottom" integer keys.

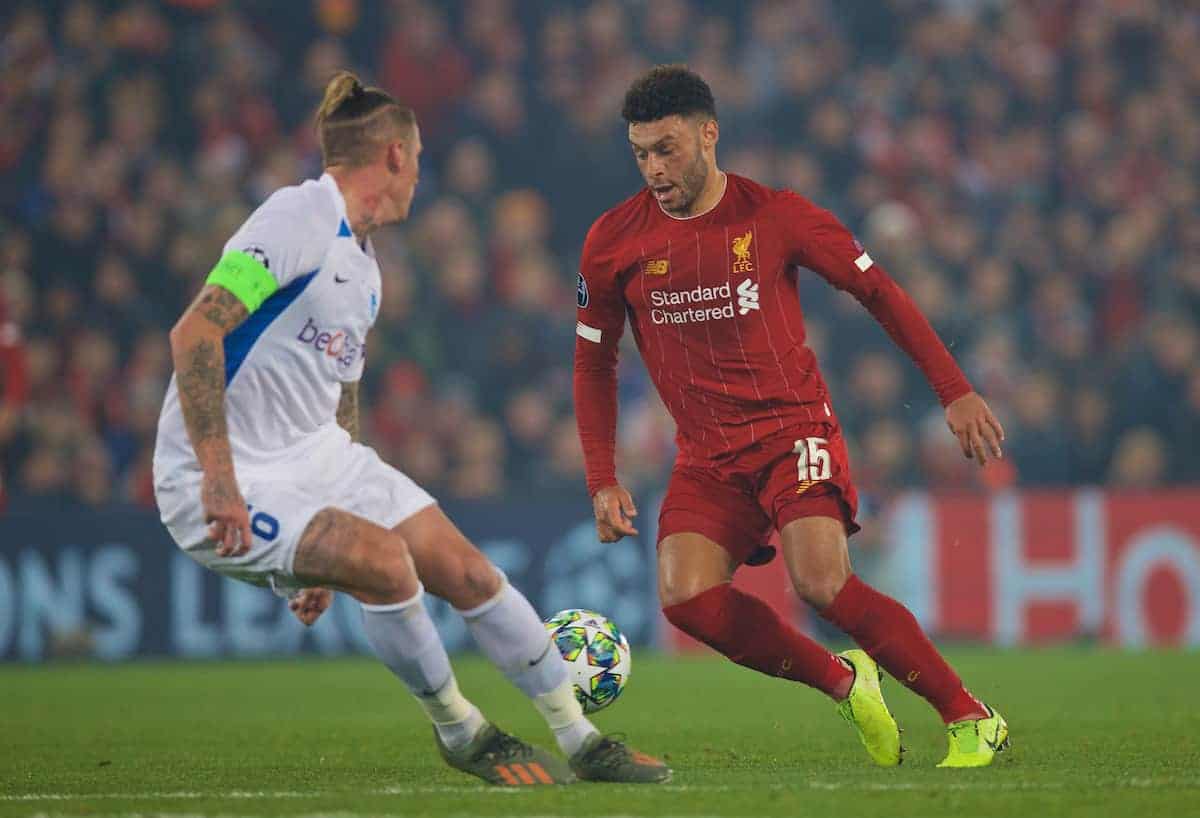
[{"left": 153, "top": 173, "right": 433, "bottom": 593}]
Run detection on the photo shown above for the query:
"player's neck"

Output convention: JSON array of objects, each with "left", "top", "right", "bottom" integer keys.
[
  {"left": 665, "top": 168, "right": 727, "bottom": 221},
  {"left": 328, "top": 167, "right": 384, "bottom": 240}
]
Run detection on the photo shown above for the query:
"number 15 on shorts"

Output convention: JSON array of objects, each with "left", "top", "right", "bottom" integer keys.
[{"left": 793, "top": 437, "right": 831, "bottom": 489}]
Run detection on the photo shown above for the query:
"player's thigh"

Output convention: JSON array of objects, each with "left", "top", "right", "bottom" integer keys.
[
  {"left": 392, "top": 505, "right": 502, "bottom": 611},
  {"left": 325, "top": 442, "right": 500, "bottom": 608},
  {"left": 657, "top": 532, "right": 740, "bottom": 608},
  {"left": 657, "top": 466, "right": 766, "bottom": 607},
  {"left": 292, "top": 507, "right": 419, "bottom": 604},
  {"left": 759, "top": 420, "right": 860, "bottom": 533},
  {"left": 779, "top": 516, "right": 852, "bottom": 608},
  {"left": 760, "top": 423, "right": 858, "bottom": 607},
  {"left": 157, "top": 472, "right": 320, "bottom": 594}
]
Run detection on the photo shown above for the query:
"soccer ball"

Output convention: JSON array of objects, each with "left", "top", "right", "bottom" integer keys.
[{"left": 544, "top": 609, "right": 631, "bottom": 713}]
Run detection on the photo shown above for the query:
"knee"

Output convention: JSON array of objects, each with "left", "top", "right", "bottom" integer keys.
[
  {"left": 791, "top": 567, "right": 850, "bottom": 610},
  {"left": 659, "top": 572, "right": 725, "bottom": 611},
  {"left": 373, "top": 531, "right": 420, "bottom": 601},
  {"left": 657, "top": 534, "right": 738, "bottom": 629},
  {"left": 450, "top": 550, "right": 502, "bottom": 610},
  {"left": 415, "top": 527, "right": 502, "bottom": 610},
  {"left": 661, "top": 590, "right": 702, "bottom": 631},
  {"left": 661, "top": 582, "right": 733, "bottom": 646}
]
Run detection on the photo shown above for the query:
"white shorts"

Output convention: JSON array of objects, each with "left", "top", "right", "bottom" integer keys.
[{"left": 155, "top": 441, "right": 435, "bottom": 595}]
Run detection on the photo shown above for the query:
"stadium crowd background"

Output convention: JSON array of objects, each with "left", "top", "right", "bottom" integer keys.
[{"left": 0, "top": 0, "right": 1196, "bottom": 522}]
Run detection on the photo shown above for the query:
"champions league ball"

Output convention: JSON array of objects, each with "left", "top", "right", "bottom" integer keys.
[{"left": 544, "top": 609, "right": 631, "bottom": 713}]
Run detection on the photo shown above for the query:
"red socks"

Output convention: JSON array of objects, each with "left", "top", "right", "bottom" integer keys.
[
  {"left": 821, "top": 574, "right": 985, "bottom": 723},
  {"left": 663, "top": 583, "right": 852, "bottom": 699},
  {"left": 662, "top": 576, "right": 985, "bottom": 723}
]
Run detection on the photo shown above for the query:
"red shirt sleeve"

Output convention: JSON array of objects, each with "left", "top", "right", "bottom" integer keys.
[
  {"left": 779, "top": 192, "right": 972, "bottom": 407},
  {"left": 573, "top": 218, "right": 626, "bottom": 496},
  {"left": 0, "top": 320, "right": 29, "bottom": 407}
]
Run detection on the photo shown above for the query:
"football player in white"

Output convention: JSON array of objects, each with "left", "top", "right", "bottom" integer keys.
[{"left": 153, "top": 71, "right": 668, "bottom": 786}]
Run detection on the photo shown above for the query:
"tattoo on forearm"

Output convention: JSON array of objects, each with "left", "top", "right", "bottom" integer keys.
[
  {"left": 197, "top": 286, "right": 249, "bottom": 331},
  {"left": 337, "top": 381, "right": 360, "bottom": 442},
  {"left": 177, "top": 338, "right": 229, "bottom": 456},
  {"left": 173, "top": 285, "right": 249, "bottom": 468}
]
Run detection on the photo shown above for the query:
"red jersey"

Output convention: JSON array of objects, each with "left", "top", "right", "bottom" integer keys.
[{"left": 574, "top": 173, "right": 972, "bottom": 495}]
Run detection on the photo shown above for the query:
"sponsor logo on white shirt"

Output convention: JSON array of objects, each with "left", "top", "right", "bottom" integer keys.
[{"left": 296, "top": 317, "right": 362, "bottom": 369}]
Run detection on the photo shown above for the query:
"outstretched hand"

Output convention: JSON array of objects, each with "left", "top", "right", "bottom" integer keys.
[
  {"left": 592, "top": 483, "right": 639, "bottom": 542},
  {"left": 946, "top": 391, "right": 1005, "bottom": 466},
  {"left": 289, "top": 588, "right": 333, "bottom": 627}
]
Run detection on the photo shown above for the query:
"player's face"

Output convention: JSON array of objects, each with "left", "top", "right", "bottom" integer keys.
[
  {"left": 388, "top": 126, "right": 422, "bottom": 222},
  {"left": 629, "top": 115, "right": 713, "bottom": 215}
]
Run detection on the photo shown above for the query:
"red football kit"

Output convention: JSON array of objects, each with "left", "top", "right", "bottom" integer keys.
[
  {"left": 574, "top": 173, "right": 972, "bottom": 562},
  {"left": 573, "top": 171, "right": 987, "bottom": 726}
]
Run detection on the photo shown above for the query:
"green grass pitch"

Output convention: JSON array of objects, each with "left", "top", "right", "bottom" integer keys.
[{"left": 3, "top": 649, "right": 1198, "bottom": 817}]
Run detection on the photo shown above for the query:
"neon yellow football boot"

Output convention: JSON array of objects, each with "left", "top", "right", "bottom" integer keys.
[
  {"left": 937, "top": 706, "right": 1009, "bottom": 768},
  {"left": 835, "top": 649, "right": 903, "bottom": 766}
]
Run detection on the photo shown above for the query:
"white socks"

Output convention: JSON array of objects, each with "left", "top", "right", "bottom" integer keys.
[
  {"left": 360, "top": 587, "right": 483, "bottom": 751},
  {"left": 362, "top": 578, "right": 601, "bottom": 757},
  {"left": 459, "top": 580, "right": 600, "bottom": 756},
  {"left": 539, "top": 684, "right": 600, "bottom": 757}
]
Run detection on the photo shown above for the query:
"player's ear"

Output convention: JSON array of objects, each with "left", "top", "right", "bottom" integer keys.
[
  {"left": 385, "top": 141, "right": 405, "bottom": 174},
  {"left": 700, "top": 117, "right": 719, "bottom": 149}
]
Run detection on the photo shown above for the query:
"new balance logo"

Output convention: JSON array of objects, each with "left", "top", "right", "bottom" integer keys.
[{"left": 737, "top": 278, "right": 760, "bottom": 315}]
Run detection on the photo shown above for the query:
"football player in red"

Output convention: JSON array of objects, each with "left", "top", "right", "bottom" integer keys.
[{"left": 574, "top": 66, "right": 1008, "bottom": 768}]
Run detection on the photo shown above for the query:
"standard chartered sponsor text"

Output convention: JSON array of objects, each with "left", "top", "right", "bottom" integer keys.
[{"left": 649, "top": 281, "right": 737, "bottom": 325}]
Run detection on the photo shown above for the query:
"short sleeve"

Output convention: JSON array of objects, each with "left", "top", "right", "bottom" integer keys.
[{"left": 216, "top": 188, "right": 332, "bottom": 302}]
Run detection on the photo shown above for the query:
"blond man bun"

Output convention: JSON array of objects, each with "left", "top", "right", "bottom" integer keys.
[
  {"left": 315, "top": 70, "right": 416, "bottom": 167},
  {"left": 317, "top": 71, "right": 365, "bottom": 125}
]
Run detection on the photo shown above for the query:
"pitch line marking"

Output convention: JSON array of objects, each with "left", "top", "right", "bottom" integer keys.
[
  {"left": 20, "top": 813, "right": 746, "bottom": 818},
  {"left": 6, "top": 778, "right": 1200, "bottom": 802},
  {"left": 20, "top": 813, "right": 736, "bottom": 818},
  {"left": 2, "top": 787, "right": 522, "bottom": 802}
]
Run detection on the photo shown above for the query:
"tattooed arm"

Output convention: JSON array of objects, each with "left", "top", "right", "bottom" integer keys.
[
  {"left": 168, "top": 284, "right": 252, "bottom": 556},
  {"left": 336, "top": 380, "right": 360, "bottom": 442}
]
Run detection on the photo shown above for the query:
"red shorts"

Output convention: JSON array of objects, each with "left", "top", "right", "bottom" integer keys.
[{"left": 658, "top": 420, "right": 860, "bottom": 564}]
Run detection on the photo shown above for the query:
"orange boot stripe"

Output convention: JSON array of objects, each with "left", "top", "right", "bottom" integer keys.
[
  {"left": 493, "top": 765, "right": 519, "bottom": 785},
  {"left": 510, "top": 763, "right": 536, "bottom": 784},
  {"left": 527, "top": 762, "right": 554, "bottom": 784}
]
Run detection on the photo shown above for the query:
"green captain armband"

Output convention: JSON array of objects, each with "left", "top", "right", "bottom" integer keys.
[{"left": 205, "top": 250, "right": 278, "bottom": 313}]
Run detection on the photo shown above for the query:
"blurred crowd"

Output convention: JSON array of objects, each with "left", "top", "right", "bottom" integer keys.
[{"left": 1, "top": 0, "right": 1197, "bottom": 516}]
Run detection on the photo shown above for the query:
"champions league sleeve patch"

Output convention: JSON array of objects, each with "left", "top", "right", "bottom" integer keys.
[
  {"left": 851, "top": 237, "right": 873, "bottom": 271},
  {"left": 242, "top": 245, "right": 270, "bottom": 270},
  {"left": 577, "top": 272, "right": 589, "bottom": 308}
]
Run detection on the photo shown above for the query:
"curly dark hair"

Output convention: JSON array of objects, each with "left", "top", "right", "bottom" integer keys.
[{"left": 622, "top": 65, "right": 717, "bottom": 124}]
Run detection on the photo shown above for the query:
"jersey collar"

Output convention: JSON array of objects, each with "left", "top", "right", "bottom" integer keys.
[
  {"left": 319, "top": 172, "right": 351, "bottom": 233},
  {"left": 320, "top": 172, "right": 370, "bottom": 251}
]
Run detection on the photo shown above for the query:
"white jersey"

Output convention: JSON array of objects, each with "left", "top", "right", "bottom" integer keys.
[{"left": 153, "top": 173, "right": 381, "bottom": 482}]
